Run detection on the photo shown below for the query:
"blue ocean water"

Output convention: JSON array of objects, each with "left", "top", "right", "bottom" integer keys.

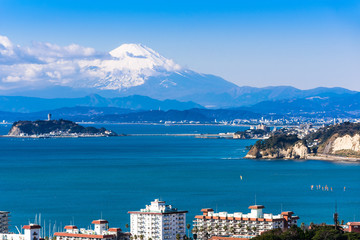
[{"left": 0, "top": 124, "right": 359, "bottom": 233}]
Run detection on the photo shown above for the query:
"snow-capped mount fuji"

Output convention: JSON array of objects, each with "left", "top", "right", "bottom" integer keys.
[
  {"left": 109, "top": 43, "right": 181, "bottom": 72},
  {"left": 75, "top": 43, "right": 242, "bottom": 107},
  {"left": 71, "top": 43, "right": 182, "bottom": 90},
  {"left": 82, "top": 43, "right": 183, "bottom": 90}
]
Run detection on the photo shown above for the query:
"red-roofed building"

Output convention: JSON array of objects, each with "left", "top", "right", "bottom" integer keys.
[
  {"left": 193, "top": 204, "right": 299, "bottom": 239},
  {"left": 344, "top": 222, "right": 360, "bottom": 233},
  {"left": 0, "top": 223, "right": 42, "bottom": 240},
  {"left": 54, "top": 220, "right": 129, "bottom": 240}
]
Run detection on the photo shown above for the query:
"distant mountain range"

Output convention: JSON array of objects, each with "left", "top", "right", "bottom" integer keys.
[
  {"left": 0, "top": 94, "right": 202, "bottom": 113},
  {"left": 2, "top": 91, "right": 360, "bottom": 123},
  {"left": 1, "top": 34, "right": 360, "bottom": 120},
  {"left": 238, "top": 92, "right": 360, "bottom": 118},
  {"left": 1, "top": 35, "right": 357, "bottom": 108}
]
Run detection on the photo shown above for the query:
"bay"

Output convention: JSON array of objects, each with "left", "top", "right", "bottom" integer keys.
[{"left": 0, "top": 124, "right": 359, "bottom": 233}]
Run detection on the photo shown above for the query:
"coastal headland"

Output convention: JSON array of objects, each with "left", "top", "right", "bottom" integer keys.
[
  {"left": 245, "top": 122, "right": 360, "bottom": 162},
  {"left": 6, "top": 119, "right": 118, "bottom": 138}
]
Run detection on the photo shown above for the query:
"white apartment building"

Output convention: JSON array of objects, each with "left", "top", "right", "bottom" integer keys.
[
  {"left": 128, "top": 199, "right": 188, "bottom": 240},
  {"left": 0, "top": 224, "right": 41, "bottom": 240},
  {"left": 193, "top": 205, "right": 299, "bottom": 239},
  {"left": 54, "top": 219, "right": 129, "bottom": 240},
  {"left": 0, "top": 211, "right": 10, "bottom": 233}
]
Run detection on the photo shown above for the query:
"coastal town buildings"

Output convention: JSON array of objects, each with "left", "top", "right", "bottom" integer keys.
[
  {"left": 54, "top": 220, "right": 130, "bottom": 240},
  {"left": 0, "top": 224, "right": 41, "bottom": 240},
  {"left": 128, "top": 199, "right": 187, "bottom": 240},
  {"left": 193, "top": 205, "right": 299, "bottom": 239},
  {"left": 0, "top": 211, "right": 10, "bottom": 233}
]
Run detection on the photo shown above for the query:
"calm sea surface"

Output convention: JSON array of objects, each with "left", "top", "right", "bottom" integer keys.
[{"left": 0, "top": 124, "right": 360, "bottom": 233}]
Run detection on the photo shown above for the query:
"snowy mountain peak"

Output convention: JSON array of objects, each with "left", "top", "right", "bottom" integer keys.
[
  {"left": 110, "top": 43, "right": 158, "bottom": 58},
  {"left": 108, "top": 43, "right": 181, "bottom": 72}
]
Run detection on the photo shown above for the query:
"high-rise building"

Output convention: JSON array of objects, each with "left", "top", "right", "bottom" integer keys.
[
  {"left": 0, "top": 211, "right": 10, "bottom": 233},
  {"left": 128, "top": 199, "right": 188, "bottom": 240},
  {"left": 193, "top": 205, "right": 299, "bottom": 239}
]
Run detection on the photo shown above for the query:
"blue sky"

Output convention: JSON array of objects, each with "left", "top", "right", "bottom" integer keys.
[{"left": 0, "top": 0, "right": 359, "bottom": 90}]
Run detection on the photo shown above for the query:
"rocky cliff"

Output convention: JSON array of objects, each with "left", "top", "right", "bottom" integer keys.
[
  {"left": 246, "top": 122, "right": 360, "bottom": 160},
  {"left": 317, "top": 133, "right": 360, "bottom": 158},
  {"left": 8, "top": 119, "right": 117, "bottom": 137},
  {"left": 245, "top": 135, "right": 309, "bottom": 159}
]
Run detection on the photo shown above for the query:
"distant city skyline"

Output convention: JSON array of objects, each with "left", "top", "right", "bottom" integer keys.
[{"left": 0, "top": 0, "right": 359, "bottom": 90}]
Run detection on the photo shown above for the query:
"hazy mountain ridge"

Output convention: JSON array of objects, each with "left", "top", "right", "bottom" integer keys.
[
  {"left": 239, "top": 92, "right": 360, "bottom": 117},
  {"left": 0, "top": 94, "right": 202, "bottom": 113}
]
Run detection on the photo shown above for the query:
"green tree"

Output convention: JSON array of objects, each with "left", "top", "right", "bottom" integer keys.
[
  {"left": 186, "top": 223, "right": 191, "bottom": 237},
  {"left": 300, "top": 222, "right": 306, "bottom": 232},
  {"left": 125, "top": 224, "right": 129, "bottom": 232},
  {"left": 176, "top": 233, "right": 181, "bottom": 240}
]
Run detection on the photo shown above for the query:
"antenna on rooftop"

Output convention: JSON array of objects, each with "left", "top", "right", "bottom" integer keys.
[
  {"left": 255, "top": 194, "right": 257, "bottom": 205},
  {"left": 101, "top": 211, "right": 103, "bottom": 219},
  {"left": 281, "top": 203, "right": 283, "bottom": 212}
]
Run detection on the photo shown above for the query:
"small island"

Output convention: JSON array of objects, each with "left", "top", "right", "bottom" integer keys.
[
  {"left": 7, "top": 119, "right": 118, "bottom": 138},
  {"left": 245, "top": 122, "right": 360, "bottom": 162}
]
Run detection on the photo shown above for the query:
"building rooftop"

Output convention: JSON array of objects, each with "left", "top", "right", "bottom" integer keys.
[
  {"left": 249, "top": 205, "right": 265, "bottom": 209},
  {"left": 54, "top": 233, "right": 115, "bottom": 239},
  {"left": 23, "top": 224, "right": 41, "bottom": 229},
  {"left": 195, "top": 204, "right": 299, "bottom": 221},
  {"left": 64, "top": 226, "right": 78, "bottom": 230},
  {"left": 91, "top": 220, "right": 109, "bottom": 224},
  {"left": 348, "top": 222, "right": 360, "bottom": 226},
  {"left": 129, "top": 199, "right": 188, "bottom": 214}
]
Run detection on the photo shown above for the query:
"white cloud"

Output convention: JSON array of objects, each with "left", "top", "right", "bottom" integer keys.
[{"left": 0, "top": 34, "right": 182, "bottom": 91}]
